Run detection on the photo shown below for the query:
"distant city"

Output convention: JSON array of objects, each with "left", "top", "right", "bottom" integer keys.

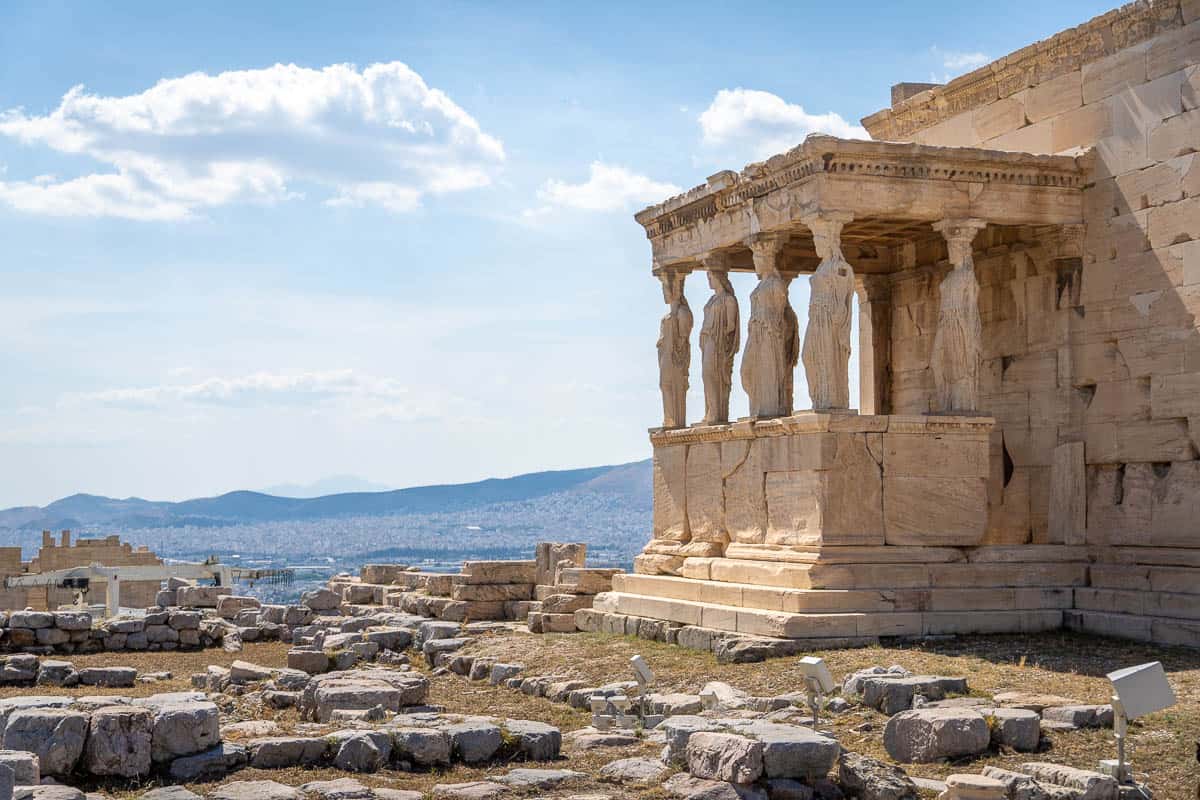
[{"left": 0, "top": 461, "right": 652, "bottom": 603}]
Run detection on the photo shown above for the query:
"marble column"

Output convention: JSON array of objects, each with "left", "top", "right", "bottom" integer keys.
[
  {"left": 801, "top": 212, "right": 855, "bottom": 410},
  {"left": 656, "top": 268, "right": 692, "bottom": 428},
  {"left": 699, "top": 253, "right": 740, "bottom": 425},
  {"left": 931, "top": 219, "right": 987, "bottom": 413},
  {"left": 740, "top": 234, "right": 791, "bottom": 418}
]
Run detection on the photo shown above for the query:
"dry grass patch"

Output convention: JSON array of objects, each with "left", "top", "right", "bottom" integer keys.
[{"left": 17, "top": 631, "right": 1200, "bottom": 799}]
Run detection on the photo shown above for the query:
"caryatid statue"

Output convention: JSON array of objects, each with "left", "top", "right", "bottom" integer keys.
[
  {"left": 801, "top": 212, "right": 855, "bottom": 410},
  {"left": 699, "top": 255, "right": 740, "bottom": 425},
  {"left": 931, "top": 219, "right": 987, "bottom": 413},
  {"left": 656, "top": 268, "right": 693, "bottom": 428},
  {"left": 740, "top": 234, "right": 792, "bottom": 418},
  {"left": 782, "top": 275, "right": 800, "bottom": 413}
]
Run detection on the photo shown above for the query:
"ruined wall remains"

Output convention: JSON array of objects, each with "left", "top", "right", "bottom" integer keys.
[{"left": 25, "top": 531, "right": 162, "bottom": 611}]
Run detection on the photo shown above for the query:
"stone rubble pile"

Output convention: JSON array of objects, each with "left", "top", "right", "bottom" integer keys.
[{"left": 322, "top": 542, "right": 622, "bottom": 634}]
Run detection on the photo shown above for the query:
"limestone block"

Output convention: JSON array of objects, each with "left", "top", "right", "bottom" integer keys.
[
  {"left": 85, "top": 705, "right": 154, "bottom": 777},
  {"left": 1085, "top": 380, "right": 1151, "bottom": 423},
  {"left": 986, "top": 119, "right": 1053, "bottom": 155},
  {"left": 1150, "top": 372, "right": 1200, "bottom": 418},
  {"left": 557, "top": 568, "right": 620, "bottom": 594},
  {"left": 1116, "top": 418, "right": 1195, "bottom": 461},
  {"left": 1116, "top": 162, "right": 1187, "bottom": 214},
  {"left": 984, "top": 467, "right": 1031, "bottom": 545},
  {"left": 457, "top": 561, "right": 536, "bottom": 584},
  {"left": 1148, "top": 21, "right": 1200, "bottom": 80},
  {"left": 1186, "top": 65, "right": 1200, "bottom": 110},
  {"left": 765, "top": 470, "right": 822, "bottom": 548},
  {"left": 986, "top": 708, "right": 1040, "bottom": 751},
  {"left": 652, "top": 445, "right": 689, "bottom": 542},
  {"left": 148, "top": 701, "right": 221, "bottom": 762},
  {"left": 884, "top": 476, "right": 988, "bottom": 546},
  {"left": 1052, "top": 103, "right": 1113, "bottom": 152},
  {"left": 1, "top": 708, "right": 88, "bottom": 776},
  {"left": 723, "top": 439, "right": 766, "bottom": 545},
  {"left": 686, "top": 731, "right": 763, "bottom": 784},
  {"left": 973, "top": 96, "right": 1025, "bottom": 141},
  {"left": 1087, "top": 463, "right": 1153, "bottom": 545},
  {"left": 1048, "top": 442, "right": 1087, "bottom": 545},
  {"left": 1026, "top": 70, "right": 1082, "bottom": 123},
  {"left": 884, "top": 434, "right": 989, "bottom": 478},
  {"left": 1147, "top": 196, "right": 1200, "bottom": 255},
  {"left": 1082, "top": 42, "right": 1149, "bottom": 104},
  {"left": 533, "top": 542, "right": 586, "bottom": 586},
  {"left": 1020, "top": 762, "right": 1118, "bottom": 796},
  {"left": 176, "top": 586, "right": 231, "bottom": 608},
  {"left": 883, "top": 708, "right": 990, "bottom": 763},
  {"left": 1147, "top": 460, "right": 1200, "bottom": 546},
  {"left": 449, "top": 583, "right": 532, "bottom": 602},
  {"left": 392, "top": 727, "right": 451, "bottom": 766},
  {"left": 633, "top": 553, "right": 685, "bottom": 576},
  {"left": 839, "top": 752, "right": 920, "bottom": 800},
  {"left": 445, "top": 720, "right": 502, "bottom": 763},
  {"left": 686, "top": 442, "right": 726, "bottom": 544}
]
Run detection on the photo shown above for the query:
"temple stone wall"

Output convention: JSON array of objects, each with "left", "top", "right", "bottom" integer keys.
[
  {"left": 868, "top": 6, "right": 1200, "bottom": 552},
  {"left": 24, "top": 532, "right": 162, "bottom": 611}
]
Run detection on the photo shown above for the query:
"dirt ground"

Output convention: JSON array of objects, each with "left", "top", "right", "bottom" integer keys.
[{"left": 17, "top": 631, "right": 1200, "bottom": 799}]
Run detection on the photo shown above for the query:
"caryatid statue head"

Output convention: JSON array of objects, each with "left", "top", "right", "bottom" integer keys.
[
  {"left": 933, "top": 219, "right": 987, "bottom": 270},
  {"left": 657, "top": 269, "right": 686, "bottom": 306},
  {"left": 706, "top": 267, "right": 733, "bottom": 295},
  {"left": 803, "top": 211, "right": 852, "bottom": 264}
]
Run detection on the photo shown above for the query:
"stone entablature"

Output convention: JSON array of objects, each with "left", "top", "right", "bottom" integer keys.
[
  {"left": 635, "top": 137, "right": 1084, "bottom": 271},
  {"left": 861, "top": 0, "right": 1197, "bottom": 141}
]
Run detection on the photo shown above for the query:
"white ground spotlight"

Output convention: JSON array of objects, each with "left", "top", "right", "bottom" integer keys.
[
  {"left": 798, "top": 656, "right": 836, "bottom": 726},
  {"left": 1102, "top": 661, "right": 1176, "bottom": 787}
]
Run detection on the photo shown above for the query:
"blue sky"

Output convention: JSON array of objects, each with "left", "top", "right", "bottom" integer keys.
[{"left": 0, "top": 1, "right": 1115, "bottom": 507}]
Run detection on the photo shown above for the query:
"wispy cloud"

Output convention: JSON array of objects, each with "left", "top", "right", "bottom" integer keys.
[
  {"left": 929, "top": 47, "right": 992, "bottom": 83},
  {"left": 0, "top": 62, "right": 504, "bottom": 220},
  {"left": 68, "top": 369, "right": 408, "bottom": 407},
  {"left": 525, "top": 161, "right": 680, "bottom": 218},
  {"left": 697, "top": 88, "right": 868, "bottom": 166}
]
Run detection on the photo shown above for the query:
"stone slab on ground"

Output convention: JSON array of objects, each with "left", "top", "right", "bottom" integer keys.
[{"left": 883, "top": 707, "right": 991, "bottom": 763}]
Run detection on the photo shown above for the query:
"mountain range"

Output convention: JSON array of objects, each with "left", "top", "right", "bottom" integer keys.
[{"left": 0, "top": 460, "right": 652, "bottom": 533}]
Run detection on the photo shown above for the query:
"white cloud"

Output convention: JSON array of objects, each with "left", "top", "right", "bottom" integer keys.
[
  {"left": 929, "top": 47, "right": 992, "bottom": 83},
  {"left": 0, "top": 62, "right": 504, "bottom": 220},
  {"left": 528, "top": 161, "right": 680, "bottom": 216},
  {"left": 698, "top": 88, "right": 868, "bottom": 164},
  {"left": 66, "top": 370, "right": 409, "bottom": 410}
]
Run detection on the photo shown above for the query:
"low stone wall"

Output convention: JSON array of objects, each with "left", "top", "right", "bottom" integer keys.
[
  {"left": 0, "top": 608, "right": 243, "bottom": 656},
  {"left": 330, "top": 542, "right": 625, "bottom": 633}
]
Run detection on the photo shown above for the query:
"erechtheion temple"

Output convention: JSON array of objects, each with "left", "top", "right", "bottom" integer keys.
[{"left": 599, "top": 0, "right": 1200, "bottom": 649}]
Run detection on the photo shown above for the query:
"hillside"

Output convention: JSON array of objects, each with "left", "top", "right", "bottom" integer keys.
[{"left": 0, "top": 460, "right": 650, "bottom": 532}]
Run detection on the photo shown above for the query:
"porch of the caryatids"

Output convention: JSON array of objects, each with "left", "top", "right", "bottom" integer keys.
[
  {"left": 699, "top": 252, "right": 740, "bottom": 425},
  {"left": 801, "top": 211, "right": 855, "bottom": 410},
  {"left": 930, "top": 218, "right": 987, "bottom": 413},
  {"left": 740, "top": 234, "right": 792, "bottom": 418}
]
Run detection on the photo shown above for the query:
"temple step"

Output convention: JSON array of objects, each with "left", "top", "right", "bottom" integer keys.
[
  {"left": 613, "top": 573, "right": 1074, "bottom": 614},
  {"left": 677, "top": 556, "right": 1089, "bottom": 590},
  {"left": 595, "top": 590, "right": 1065, "bottom": 639}
]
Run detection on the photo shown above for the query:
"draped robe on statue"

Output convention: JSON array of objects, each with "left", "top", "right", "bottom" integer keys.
[
  {"left": 741, "top": 273, "right": 791, "bottom": 418},
  {"left": 802, "top": 256, "right": 854, "bottom": 409},
  {"left": 657, "top": 301, "right": 693, "bottom": 427},
  {"left": 701, "top": 287, "right": 740, "bottom": 424},
  {"left": 931, "top": 261, "right": 982, "bottom": 412}
]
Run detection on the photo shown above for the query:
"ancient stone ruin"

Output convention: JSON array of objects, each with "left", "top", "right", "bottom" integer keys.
[{"left": 590, "top": 0, "right": 1200, "bottom": 652}]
